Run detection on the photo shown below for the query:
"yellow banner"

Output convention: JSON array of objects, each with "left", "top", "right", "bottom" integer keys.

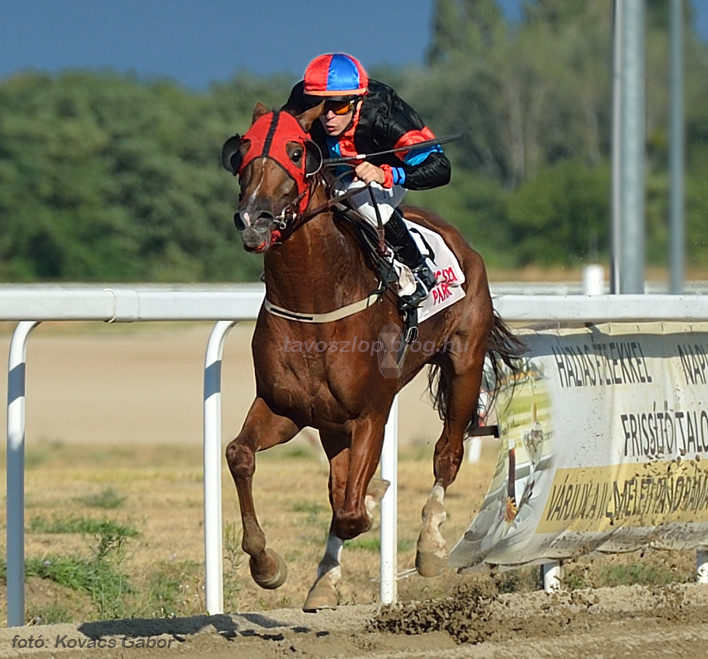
[{"left": 538, "top": 459, "right": 708, "bottom": 533}]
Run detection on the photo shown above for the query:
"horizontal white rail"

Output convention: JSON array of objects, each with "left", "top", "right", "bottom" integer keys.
[
  {"left": 0, "top": 284, "right": 264, "bottom": 322},
  {"left": 3, "top": 285, "right": 708, "bottom": 323},
  {"left": 493, "top": 293, "right": 708, "bottom": 323},
  {"left": 5, "top": 285, "right": 708, "bottom": 626}
]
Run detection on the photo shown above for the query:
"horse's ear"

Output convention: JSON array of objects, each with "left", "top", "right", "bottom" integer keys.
[
  {"left": 305, "top": 141, "right": 322, "bottom": 177},
  {"left": 252, "top": 102, "right": 270, "bottom": 125},
  {"left": 298, "top": 102, "right": 324, "bottom": 132},
  {"left": 221, "top": 134, "right": 243, "bottom": 174}
]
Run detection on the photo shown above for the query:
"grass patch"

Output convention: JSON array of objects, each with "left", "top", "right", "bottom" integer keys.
[
  {"left": 22, "top": 528, "right": 133, "bottom": 620},
  {"left": 599, "top": 562, "right": 683, "bottom": 587},
  {"left": 76, "top": 487, "right": 127, "bottom": 509},
  {"left": 27, "top": 516, "right": 139, "bottom": 538},
  {"left": 223, "top": 522, "right": 243, "bottom": 612},
  {"left": 0, "top": 515, "right": 141, "bottom": 619},
  {"left": 26, "top": 553, "right": 131, "bottom": 619},
  {"left": 347, "top": 536, "right": 415, "bottom": 553},
  {"left": 290, "top": 501, "right": 328, "bottom": 516},
  {"left": 141, "top": 559, "right": 202, "bottom": 618},
  {"left": 564, "top": 560, "right": 686, "bottom": 589},
  {"left": 26, "top": 603, "right": 74, "bottom": 625}
]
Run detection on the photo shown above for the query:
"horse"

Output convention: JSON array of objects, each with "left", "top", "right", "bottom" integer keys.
[{"left": 221, "top": 102, "right": 523, "bottom": 612}]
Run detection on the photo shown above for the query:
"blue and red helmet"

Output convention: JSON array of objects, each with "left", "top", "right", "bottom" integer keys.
[{"left": 303, "top": 53, "right": 369, "bottom": 100}]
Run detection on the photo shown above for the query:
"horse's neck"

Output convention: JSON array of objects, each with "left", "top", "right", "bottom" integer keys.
[{"left": 263, "top": 204, "right": 372, "bottom": 312}]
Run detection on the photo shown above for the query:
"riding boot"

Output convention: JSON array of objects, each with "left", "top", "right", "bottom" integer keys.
[{"left": 384, "top": 209, "right": 437, "bottom": 309}]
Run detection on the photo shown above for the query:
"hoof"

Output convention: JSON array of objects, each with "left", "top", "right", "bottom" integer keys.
[
  {"left": 365, "top": 477, "right": 391, "bottom": 516},
  {"left": 251, "top": 548, "right": 288, "bottom": 590},
  {"left": 366, "top": 476, "right": 390, "bottom": 502},
  {"left": 302, "top": 574, "right": 338, "bottom": 612},
  {"left": 415, "top": 548, "right": 448, "bottom": 578}
]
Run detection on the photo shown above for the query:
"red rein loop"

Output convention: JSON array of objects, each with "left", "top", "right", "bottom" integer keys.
[{"left": 239, "top": 111, "right": 313, "bottom": 215}]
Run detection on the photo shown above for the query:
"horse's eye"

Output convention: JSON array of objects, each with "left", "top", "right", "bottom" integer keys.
[{"left": 291, "top": 148, "right": 304, "bottom": 164}]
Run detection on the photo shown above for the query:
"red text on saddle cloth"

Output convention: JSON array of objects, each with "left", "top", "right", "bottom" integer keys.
[
  {"left": 239, "top": 111, "right": 312, "bottom": 213},
  {"left": 432, "top": 266, "right": 459, "bottom": 305}
]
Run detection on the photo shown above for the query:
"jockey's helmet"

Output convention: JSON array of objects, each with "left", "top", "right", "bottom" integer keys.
[{"left": 303, "top": 53, "right": 368, "bottom": 102}]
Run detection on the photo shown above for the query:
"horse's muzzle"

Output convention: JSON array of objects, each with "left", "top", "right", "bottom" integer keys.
[{"left": 234, "top": 211, "right": 278, "bottom": 253}]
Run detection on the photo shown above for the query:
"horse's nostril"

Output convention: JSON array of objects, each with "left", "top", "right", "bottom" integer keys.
[
  {"left": 235, "top": 210, "right": 274, "bottom": 232},
  {"left": 255, "top": 212, "right": 274, "bottom": 225}
]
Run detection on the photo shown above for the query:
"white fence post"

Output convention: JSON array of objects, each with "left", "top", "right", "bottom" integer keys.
[
  {"left": 697, "top": 550, "right": 708, "bottom": 584},
  {"left": 380, "top": 396, "right": 399, "bottom": 604},
  {"left": 6, "top": 321, "right": 40, "bottom": 627},
  {"left": 541, "top": 562, "right": 563, "bottom": 592},
  {"left": 203, "top": 320, "right": 237, "bottom": 615}
]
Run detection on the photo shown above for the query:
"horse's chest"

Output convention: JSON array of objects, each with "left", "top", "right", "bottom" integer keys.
[{"left": 255, "top": 348, "right": 372, "bottom": 423}]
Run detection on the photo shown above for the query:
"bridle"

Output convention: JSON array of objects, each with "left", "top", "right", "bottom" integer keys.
[{"left": 221, "top": 110, "right": 374, "bottom": 242}]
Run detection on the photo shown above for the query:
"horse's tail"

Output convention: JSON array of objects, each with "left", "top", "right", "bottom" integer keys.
[{"left": 427, "top": 311, "right": 526, "bottom": 437}]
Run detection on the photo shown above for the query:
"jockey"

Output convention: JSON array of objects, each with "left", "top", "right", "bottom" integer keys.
[{"left": 283, "top": 52, "right": 451, "bottom": 310}]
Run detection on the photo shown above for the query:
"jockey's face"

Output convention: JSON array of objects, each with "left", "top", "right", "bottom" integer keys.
[{"left": 319, "top": 99, "right": 360, "bottom": 137}]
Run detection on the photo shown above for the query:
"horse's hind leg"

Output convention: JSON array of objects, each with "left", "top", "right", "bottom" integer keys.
[
  {"left": 417, "top": 330, "right": 490, "bottom": 577},
  {"left": 225, "top": 397, "right": 299, "bottom": 590}
]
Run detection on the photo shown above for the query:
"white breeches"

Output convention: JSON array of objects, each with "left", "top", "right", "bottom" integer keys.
[{"left": 332, "top": 179, "right": 407, "bottom": 227}]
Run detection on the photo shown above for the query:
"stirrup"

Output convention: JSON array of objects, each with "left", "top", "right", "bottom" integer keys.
[
  {"left": 398, "top": 262, "right": 437, "bottom": 311},
  {"left": 413, "top": 262, "right": 437, "bottom": 290},
  {"left": 399, "top": 282, "right": 430, "bottom": 310},
  {"left": 399, "top": 280, "right": 432, "bottom": 311}
]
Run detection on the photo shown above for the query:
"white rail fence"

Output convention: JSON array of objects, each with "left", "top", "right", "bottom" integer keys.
[{"left": 5, "top": 285, "right": 708, "bottom": 627}]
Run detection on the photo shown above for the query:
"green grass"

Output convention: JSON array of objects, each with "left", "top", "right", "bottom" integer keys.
[
  {"left": 290, "top": 501, "right": 328, "bottom": 516},
  {"left": 21, "top": 525, "right": 133, "bottom": 620},
  {"left": 347, "top": 536, "right": 415, "bottom": 553},
  {"left": 26, "top": 553, "right": 131, "bottom": 619},
  {"left": 223, "top": 522, "right": 243, "bottom": 613},
  {"left": 141, "top": 559, "right": 202, "bottom": 618},
  {"left": 27, "top": 516, "right": 139, "bottom": 538},
  {"left": 76, "top": 487, "right": 127, "bottom": 509},
  {"left": 563, "top": 560, "right": 687, "bottom": 590},
  {"left": 25, "top": 603, "right": 74, "bottom": 625},
  {"left": 1, "top": 515, "right": 224, "bottom": 621}
]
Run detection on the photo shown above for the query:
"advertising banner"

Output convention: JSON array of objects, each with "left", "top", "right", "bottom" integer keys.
[{"left": 449, "top": 322, "right": 708, "bottom": 570}]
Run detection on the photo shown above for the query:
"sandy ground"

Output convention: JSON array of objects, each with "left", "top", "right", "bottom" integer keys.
[
  {"left": 0, "top": 583, "right": 707, "bottom": 657},
  {"left": 2, "top": 323, "right": 708, "bottom": 657}
]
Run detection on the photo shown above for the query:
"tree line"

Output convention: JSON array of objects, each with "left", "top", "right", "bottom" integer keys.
[{"left": 1, "top": 0, "right": 706, "bottom": 283}]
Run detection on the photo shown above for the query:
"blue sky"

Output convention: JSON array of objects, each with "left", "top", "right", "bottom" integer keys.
[{"left": 1, "top": 1, "right": 707, "bottom": 91}]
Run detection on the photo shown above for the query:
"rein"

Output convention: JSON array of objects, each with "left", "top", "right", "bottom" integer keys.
[
  {"left": 264, "top": 171, "right": 387, "bottom": 323},
  {"left": 295, "top": 172, "right": 364, "bottom": 223}
]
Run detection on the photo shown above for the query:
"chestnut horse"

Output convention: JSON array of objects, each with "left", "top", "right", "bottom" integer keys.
[{"left": 221, "top": 103, "right": 522, "bottom": 611}]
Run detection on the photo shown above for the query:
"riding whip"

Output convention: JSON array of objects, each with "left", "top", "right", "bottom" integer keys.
[{"left": 323, "top": 132, "right": 464, "bottom": 166}]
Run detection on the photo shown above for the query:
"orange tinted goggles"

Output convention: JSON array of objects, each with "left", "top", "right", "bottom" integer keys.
[{"left": 323, "top": 98, "right": 357, "bottom": 116}]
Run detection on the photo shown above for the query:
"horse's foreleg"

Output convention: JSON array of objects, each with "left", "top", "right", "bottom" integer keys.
[
  {"left": 302, "top": 430, "right": 349, "bottom": 611},
  {"left": 333, "top": 414, "right": 388, "bottom": 541},
  {"left": 303, "top": 478, "right": 390, "bottom": 612},
  {"left": 417, "top": 344, "right": 487, "bottom": 577},
  {"left": 225, "top": 397, "right": 299, "bottom": 590},
  {"left": 303, "top": 426, "right": 390, "bottom": 611}
]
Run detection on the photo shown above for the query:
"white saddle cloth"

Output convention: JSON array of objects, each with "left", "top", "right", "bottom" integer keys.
[{"left": 396, "top": 220, "right": 466, "bottom": 323}]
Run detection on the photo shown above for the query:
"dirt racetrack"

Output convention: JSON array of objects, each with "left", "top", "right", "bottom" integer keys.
[
  {"left": 2, "top": 322, "right": 708, "bottom": 657},
  {"left": 1, "top": 582, "right": 708, "bottom": 657}
]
